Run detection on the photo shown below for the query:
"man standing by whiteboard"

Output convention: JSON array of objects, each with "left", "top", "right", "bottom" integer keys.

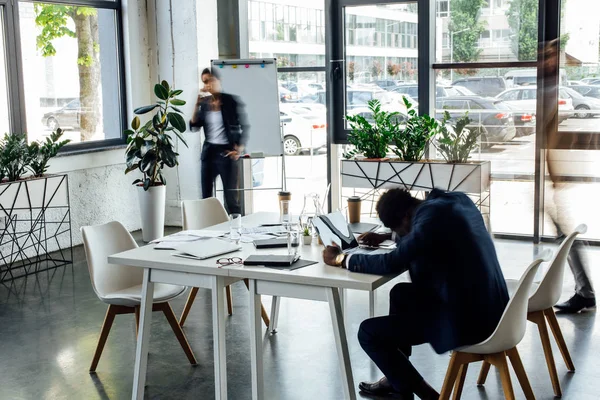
[{"left": 190, "top": 68, "right": 248, "bottom": 214}]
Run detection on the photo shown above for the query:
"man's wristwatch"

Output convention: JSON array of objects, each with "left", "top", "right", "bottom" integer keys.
[{"left": 335, "top": 253, "right": 347, "bottom": 268}]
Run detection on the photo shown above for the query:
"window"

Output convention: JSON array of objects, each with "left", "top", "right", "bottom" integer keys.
[
  {"left": 498, "top": 90, "right": 520, "bottom": 101},
  {"left": 2, "top": 1, "right": 125, "bottom": 150},
  {"left": 0, "top": 7, "right": 10, "bottom": 135}
]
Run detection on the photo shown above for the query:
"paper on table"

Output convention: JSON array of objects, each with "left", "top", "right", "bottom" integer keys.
[
  {"left": 179, "top": 230, "right": 227, "bottom": 238},
  {"left": 154, "top": 241, "right": 199, "bottom": 250},
  {"left": 151, "top": 235, "right": 204, "bottom": 244}
]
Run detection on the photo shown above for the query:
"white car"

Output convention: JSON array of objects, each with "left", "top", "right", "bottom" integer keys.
[
  {"left": 279, "top": 103, "right": 327, "bottom": 155},
  {"left": 495, "top": 86, "right": 574, "bottom": 123}
]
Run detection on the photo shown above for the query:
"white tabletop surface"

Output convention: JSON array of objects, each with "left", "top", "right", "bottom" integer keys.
[{"left": 108, "top": 212, "right": 398, "bottom": 291}]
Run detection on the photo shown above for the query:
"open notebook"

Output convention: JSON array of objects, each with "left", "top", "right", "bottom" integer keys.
[{"left": 172, "top": 238, "right": 241, "bottom": 260}]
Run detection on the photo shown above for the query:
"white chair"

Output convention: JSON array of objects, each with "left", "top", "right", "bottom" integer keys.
[
  {"left": 178, "top": 198, "right": 271, "bottom": 328},
  {"left": 440, "top": 251, "right": 550, "bottom": 400},
  {"left": 81, "top": 221, "right": 196, "bottom": 372},
  {"left": 479, "top": 224, "right": 586, "bottom": 397}
]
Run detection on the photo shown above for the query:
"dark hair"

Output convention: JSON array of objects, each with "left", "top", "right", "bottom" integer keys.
[
  {"left": 201, "top": 67, "right": 220, "bottom": 80},
  {"left": 376, "top": 189, "right": 420, "bottom": 229}
]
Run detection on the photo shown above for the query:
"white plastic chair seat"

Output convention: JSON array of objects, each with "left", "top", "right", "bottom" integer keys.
[
  {"left": 505, "top": 279, "right": 545, "bottom": 312},
  {"left": 102, "top": 283, "right": 186, "bottom": 307}
]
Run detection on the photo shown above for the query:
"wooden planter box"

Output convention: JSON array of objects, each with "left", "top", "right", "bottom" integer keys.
[
  {"left": 0, "top": 174, "right": 72, "bottom": 282},
  {"left": 341, "top": 159, "right": 491, "bottom": 228}
]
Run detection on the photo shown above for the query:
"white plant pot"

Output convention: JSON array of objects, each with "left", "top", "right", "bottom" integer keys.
[
  {"left": 302, "top": 235, "right": 312, "bottom": 245},
  {"left": 137, "top": 185, "right": 166, "bottom": 242}
]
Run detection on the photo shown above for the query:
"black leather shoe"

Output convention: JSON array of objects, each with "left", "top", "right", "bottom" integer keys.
[
  {"left": 358, "top": 377, "right": 414, "bottom": 399},
  {"left": 555, "top": 294, "right": 596, "bottom": 313}
]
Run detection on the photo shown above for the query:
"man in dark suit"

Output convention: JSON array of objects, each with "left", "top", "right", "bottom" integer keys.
[
  {"left": 323, "top": 189, "right": 509, "bottom": 400},
  {"left": 190, "top": 68, "right": 248, "bottom": 214}
]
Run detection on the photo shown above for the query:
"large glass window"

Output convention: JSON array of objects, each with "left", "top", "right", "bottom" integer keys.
[
  {"left": 19, "top": 2, "right": 123, "bottom": 145},
  {"left": 0, "top": 8, "right": 9, "bottom": 135}
]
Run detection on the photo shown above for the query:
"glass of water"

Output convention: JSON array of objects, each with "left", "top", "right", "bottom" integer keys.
[
  {"left": 230, "top": 213, "right": 242, "bottom": 244},
  {"left": 287, "top": 224, "right": 300, "bottom": 256}
]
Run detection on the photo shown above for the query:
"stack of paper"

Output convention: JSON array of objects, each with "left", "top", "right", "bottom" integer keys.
[{"left": 151, "top": 229, "right": 228, "bottom": 250}]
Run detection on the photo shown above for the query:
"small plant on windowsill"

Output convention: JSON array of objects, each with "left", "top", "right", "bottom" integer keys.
[{"left": 344, "top": 99, "right": 399, "bottom": 160}]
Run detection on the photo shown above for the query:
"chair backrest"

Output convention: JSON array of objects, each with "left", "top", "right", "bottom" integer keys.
[
  {"left": 471, "top": 250, "right": 550, "bottom": 354},
  {"left": 528, "top": 224, "right": 587, "bottom": 311},
  {"left": 81, "top": 221, "right": 142, "bottom": 299},
  {"left": 181, "top": 198, "right": 229, "bottom": 230}
]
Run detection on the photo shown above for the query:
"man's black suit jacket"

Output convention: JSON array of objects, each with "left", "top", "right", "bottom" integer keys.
[{"left": 348, "top": 189, "right": 509, "bottom": 354}]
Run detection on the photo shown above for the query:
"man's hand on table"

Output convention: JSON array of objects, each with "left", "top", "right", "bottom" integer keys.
[
  {"left": 323, "top": 244, "right": 346, "bottom": 268},
  {"left": 358, "top": 232, "right": 391, "bottom": 247}
]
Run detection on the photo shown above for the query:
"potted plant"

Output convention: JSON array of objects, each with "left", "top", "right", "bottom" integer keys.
[
  {"left": 27, "top": 128, "right": 71, "bottom": 177},
  {"left": 390, "top": 97, "right": 439, "bottom": 161},
  {"left": 344, "top": 100, "right": 399, "bottom": 159},
  {"left": 434, "top": 112, "right": 480, "bottom": 163},
  {"left": 125, "top": 80, "right": 188, "bottom": 242},
  {"left": 302, "top": 226, "right": 312, "bottom": 245}
]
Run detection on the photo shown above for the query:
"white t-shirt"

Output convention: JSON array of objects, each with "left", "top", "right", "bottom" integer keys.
[{"left": 205, "top": 111, "right": 229, "bottom": 145}]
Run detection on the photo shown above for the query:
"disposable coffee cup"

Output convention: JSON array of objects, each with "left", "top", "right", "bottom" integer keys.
[
  {"left": 278, "top": 191, "right": 291, "bottom": 216},
  {"left": 278, "top": 191, "right": 291, "bottom": 202},
  {"left": 347, "top": 196, "right": 361, "bottom": 224}
]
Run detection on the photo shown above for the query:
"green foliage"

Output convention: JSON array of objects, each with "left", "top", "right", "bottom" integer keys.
[
  {"left": 449, "top": 0, "right": 486, "bottom": 63},
  {"left": 34, "top": 4, "right": 99, "bottom": 67},
  {"left": 125, "top": 81, "right": 189, "bottom": 191},
  {"left": 345, "top": 100, "right": 399, "bottom": 159},
  {"left": 435, "top": 112, "right": 480, "bottom": 163},
  {"left": 0, "top": 133, "right": 32, "bottom": 182},
  {"left": 302, "top": 226, "right": 311, "bottom": 236},
  {"left": 507, "top": 0, "right": 569, "bottom": 61},
  {"left": 391, "top": 97, "right": 438, "bottom": 162},
  {"left": 27, "top": 128, "right": 71, "bottom": 177}
]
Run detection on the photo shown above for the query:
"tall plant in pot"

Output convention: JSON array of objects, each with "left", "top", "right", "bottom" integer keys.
[
  {"left": 125, "top": 81, "right": 188, "bottom": 242},
  {"left": 344, "top": 100, "right": 399, "bottom": 159},
  {"left": 391, "top": 97, "right": 438, "bottom": 161}
]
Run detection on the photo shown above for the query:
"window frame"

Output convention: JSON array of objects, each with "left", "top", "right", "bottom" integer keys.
[{"left": 7, "top": 0, "right": 127, "bottom": 153}]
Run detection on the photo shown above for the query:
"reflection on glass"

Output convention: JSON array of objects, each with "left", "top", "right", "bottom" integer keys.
[
  {"left": 0, "top": 9, "right": 9, "bottom": 135},
  {"left": 19, "top": 3, "right": 121, "bottom": 144},
  {"left": 542, "top": 2, "right": 600, "bottom": 240},
  {"left": 344, "top": 4, "right": 418, "bottom": 127},
  {"left": 436, "top": 0, "right": 538, "bottom": 64}
]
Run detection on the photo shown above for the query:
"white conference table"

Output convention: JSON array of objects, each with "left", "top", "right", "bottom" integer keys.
[{"left": 109, "top": 212, "right": 399, "bottom": 400}]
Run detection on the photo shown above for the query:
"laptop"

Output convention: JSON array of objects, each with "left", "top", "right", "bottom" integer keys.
[{"left": 172, "top": 238, "right": 241, "bottom": 260}]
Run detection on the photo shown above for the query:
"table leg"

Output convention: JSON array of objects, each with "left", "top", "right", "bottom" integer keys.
[
  {"left": 132, "top": 268, "right": 154, "bottom": 400},
  {"left": 368, "top": 291, "right": 375, "bottom": 318},
  {"left": 269, "top": 296, "right": 280, "bottom": 334},
  {"left": 339, "top": 288, "right": 345, "bottom": 318},
  {"left": 211, "top": 276, "right": 227, "bottom": 400},
  {"left": 249, "top": 279, "right": 265, "bottom": 400},
  {"left": 327, "top": 287, "right": 356, "bottom": 400}
]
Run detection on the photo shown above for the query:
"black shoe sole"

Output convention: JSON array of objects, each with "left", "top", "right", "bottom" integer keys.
[
  {"left": 358, "top": 389, "right": 411, "bottom": 399},
  {"left": 554, "top": 304, "right": 596, "bottom": 314}
]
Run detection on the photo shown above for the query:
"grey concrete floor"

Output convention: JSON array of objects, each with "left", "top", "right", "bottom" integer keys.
[{"left": 0, "top": 232, "right": 598, "bottom": 400}]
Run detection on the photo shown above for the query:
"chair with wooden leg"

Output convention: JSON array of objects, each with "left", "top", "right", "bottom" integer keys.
[
  {"left": 478, "top": 224, "right": 586, "bottom": 398},
  {"left": 440, "top": 252, "right": 550, "bottom": 400},
  {"left": 178, "top": 198, "right": 273, "bottom": 329},
  {"left": 81, "top": 221, "right": 197, "bottom": 372}
]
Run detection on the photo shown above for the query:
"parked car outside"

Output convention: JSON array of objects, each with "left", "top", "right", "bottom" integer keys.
[
  {"left": 41, "top": 99, "right": 83, "bottom": 130},
  {"left": 560, "top": 86, "right": 600, "bottom": 119},
  {"left": 495, "top": 86, "right": 573, "bottom": 124},
  {"left": 579, "top": 77, "right": 600, "bottom": 85},
  {"left": 279, "top": 86, "right": 298, "bottom": 103},
  {"left": 280, "top": 103, "right": 327, "bottom": 155},
  {"left": 390, "top": 84, "right": 460, "bottom": 102},
  {"left": 452, "top": 85, "right": 478, "bottom": 96},
  {"left": 451, "top": 77, "right": 507, "bottom": 97},
  {"left": 436, "top": 96, "right": 516, "bottom": 148},
  {"left": 568, "top": 84, "right": 600, "bottom": 100},
  {"left": 299, "top": 90, "right": 326, "bottom": 105},
  {"left": 370, "top": 80, "right": 401, "bottom": 90}
]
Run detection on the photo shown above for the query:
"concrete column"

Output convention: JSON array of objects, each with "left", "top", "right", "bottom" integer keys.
[{"left": 147, "top": 0, "right": 218, "bottom": 225}]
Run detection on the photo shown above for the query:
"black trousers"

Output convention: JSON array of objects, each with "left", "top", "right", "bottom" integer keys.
[
  {"left": 201, "top": 143, "right": 241, "bottom": 215},
  {"left": 358, "top": 283, "right": 428, "bottom": 394}
]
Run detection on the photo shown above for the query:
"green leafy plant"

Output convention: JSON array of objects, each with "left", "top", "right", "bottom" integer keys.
[
  {"left": 345, "top": 100, "right": 399, "bottom": 159},
  {"left": 302, "top": 226, "right": 311, "bottom": 236},
  {"left": 125, "top": 81, "right": 188, "bottom": 191},
  {"left": 27, "top": 128, "right": 71, "bottom": 177},
  {"left": 435, "top": 111, "right": 479, "bottom": 163},
  {"left": 391, "top": 97, "right": 438, "bottom": 162},
  {"left": 0, "top": 133, "right": 32, "bottom": 182}
]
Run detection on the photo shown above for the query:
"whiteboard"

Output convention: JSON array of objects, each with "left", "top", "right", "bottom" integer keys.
[{"left": 211, "top": 59, "right": 283, "bottom": 157}]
